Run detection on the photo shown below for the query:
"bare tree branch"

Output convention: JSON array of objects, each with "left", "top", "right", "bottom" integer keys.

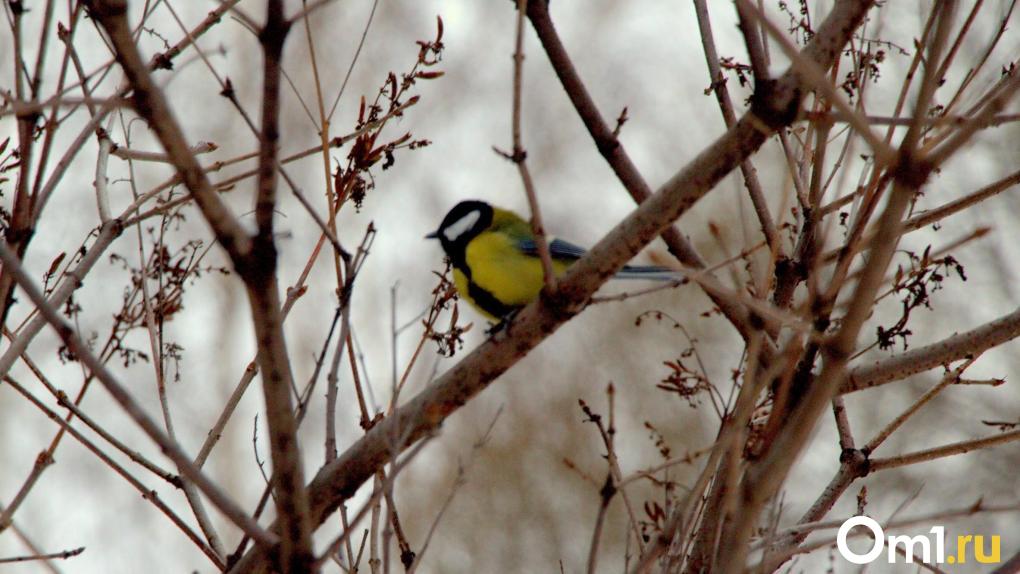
[{"left": 229, "top": 1, "right": 879, "bottom": 571}]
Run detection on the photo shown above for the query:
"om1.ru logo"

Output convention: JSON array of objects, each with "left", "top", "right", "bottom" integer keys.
[{"left": 837, "top": 516, "right": 1001, "bottom": 565}]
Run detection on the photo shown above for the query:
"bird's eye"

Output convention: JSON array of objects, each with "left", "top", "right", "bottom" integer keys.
[{"left": 443, "top": 210, "right": 481, "bottom": 242}]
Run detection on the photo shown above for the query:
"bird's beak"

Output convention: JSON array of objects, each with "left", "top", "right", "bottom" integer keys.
[{"left": 424, "top": 230, "right": 439, "bottom": 239}]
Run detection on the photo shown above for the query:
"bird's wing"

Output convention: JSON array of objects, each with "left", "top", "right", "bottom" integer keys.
[{"left": 517, "top": 237, "right": 588, "bottom": 261}]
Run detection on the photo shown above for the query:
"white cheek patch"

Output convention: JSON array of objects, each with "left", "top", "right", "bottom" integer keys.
[{"left": 443, "top": 210, "right": 481, "bottom": 242}]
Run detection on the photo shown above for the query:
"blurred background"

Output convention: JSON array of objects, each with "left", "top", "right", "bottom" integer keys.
[{"left": 1, "top": 1, "right": 1019, "bottom": 572}]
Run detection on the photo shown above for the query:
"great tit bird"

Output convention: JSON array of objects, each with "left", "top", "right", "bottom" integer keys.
[{"left": 426, "top": 200, "right": 677, "bottom": 321}]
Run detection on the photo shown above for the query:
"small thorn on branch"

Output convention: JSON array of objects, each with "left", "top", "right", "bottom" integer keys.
[
  {"left": 612, "top": 107, "right": 629, "bottom": 137},
  {"left": 491, "top": 145, "right": 527, "bottom": 163}
]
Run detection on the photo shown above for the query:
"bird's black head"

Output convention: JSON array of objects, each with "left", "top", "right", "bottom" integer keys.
[{"left": 426, "top": 200, "right": 494, "bottom": 266}]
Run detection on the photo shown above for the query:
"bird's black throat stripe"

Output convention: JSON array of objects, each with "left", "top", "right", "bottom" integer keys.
[
  {"left": 467, "top": 279, "right": 518, "bottom": 319},
  {"left": 453, "top": 260, "right": 519, "bottom": 319}
]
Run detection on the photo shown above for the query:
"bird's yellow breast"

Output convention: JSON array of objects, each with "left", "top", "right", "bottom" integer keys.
[{"left": 454, "top": 231, "right": 569, "bottom": 320}]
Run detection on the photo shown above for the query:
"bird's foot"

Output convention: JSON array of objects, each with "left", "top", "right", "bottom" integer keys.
[{"left": 486, "top": 309, "right": 521, "bottom": 338}]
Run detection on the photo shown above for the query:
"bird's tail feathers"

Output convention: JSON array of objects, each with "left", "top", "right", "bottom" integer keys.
[{"left": 614, "top": 265, "right": 683, "bottom": 282}]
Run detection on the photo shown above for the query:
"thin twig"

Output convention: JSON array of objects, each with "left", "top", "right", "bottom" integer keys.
[
  {"left": 509, "top": 0, "right": 555, "bottom": 289},
  {"left": 695, "top": 0, "right": 780, "bottom": 253},
  {"left": 871, "top": 429, "right": 1020, "bottom": 472},
  {"left": 0, "top": 546, "right": 85, "bottom": 565}
]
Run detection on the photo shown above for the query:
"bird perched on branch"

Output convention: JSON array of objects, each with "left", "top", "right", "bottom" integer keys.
[{"left": 426, "top": 199, "right": 679, "bottom": 322}]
